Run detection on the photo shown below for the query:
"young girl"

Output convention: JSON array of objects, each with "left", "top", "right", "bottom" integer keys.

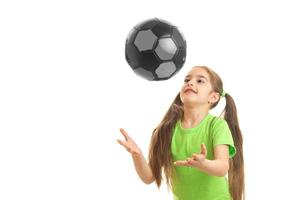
[{"left": 117, "top": 66, "right": 245, "bottom": 200}]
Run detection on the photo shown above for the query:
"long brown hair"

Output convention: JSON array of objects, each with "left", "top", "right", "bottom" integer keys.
[{"left": 148, "top": 66, "right": 244, "bottom": 200}]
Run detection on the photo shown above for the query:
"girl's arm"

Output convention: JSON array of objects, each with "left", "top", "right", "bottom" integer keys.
[
  {"left": 174, "top": 144, "right": 229, "bottom": 177},
  {"left": 196, "top": 144, "right": 229, "bottom": 176},
  {"left": 117, "top": 128, "right": 155, "bottom": 184},
  {"left": 131, "top": 151, "right": 155, "bottom": 184}
]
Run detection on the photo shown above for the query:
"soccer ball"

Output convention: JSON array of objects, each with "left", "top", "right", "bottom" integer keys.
[{"left": 125, "top": 18, "right": 186, "bottom": 81}]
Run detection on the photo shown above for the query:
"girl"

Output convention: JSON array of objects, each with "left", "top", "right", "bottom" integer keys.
[{"left": 117, "top": 66, "right": 244, "bottom": 200}]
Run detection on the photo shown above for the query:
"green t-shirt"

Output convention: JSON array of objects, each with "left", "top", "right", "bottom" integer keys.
[{"left": 171, "top": 113, "right": 236, "bottom": 200}]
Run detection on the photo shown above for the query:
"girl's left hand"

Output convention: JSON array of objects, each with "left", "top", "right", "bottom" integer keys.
[{"left": 174, "top": 143, "right": 207, "bottom": 168}]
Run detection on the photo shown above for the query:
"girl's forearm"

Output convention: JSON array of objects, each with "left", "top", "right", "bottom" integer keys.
[
  {"left": 197, "top": 159, "right": 229, "bottom": 177},
  {"left": 131, "top": 152, "right": 155, "bottom": 184}
]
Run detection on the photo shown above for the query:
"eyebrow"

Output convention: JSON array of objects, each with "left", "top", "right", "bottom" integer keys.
[{"left": 185, "top": 74, "right": 208, "bottom": 81}]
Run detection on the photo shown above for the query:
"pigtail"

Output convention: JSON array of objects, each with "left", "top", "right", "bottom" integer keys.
[
  {"left": 223, "top": 93, "right": 245, "bottom": 200},
  {"left": 148, "top": 93, "right": 183, "bottom": 188}
]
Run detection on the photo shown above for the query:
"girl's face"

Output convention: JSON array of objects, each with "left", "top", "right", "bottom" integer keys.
[{"left": 180, "top": 67, "right": 218, "bottom": 107}]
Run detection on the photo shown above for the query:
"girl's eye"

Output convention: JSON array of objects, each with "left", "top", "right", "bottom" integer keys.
[
  {"left": 184, "top": 79, "right": 189, "bottom": 83},
  {"left": 197, "top": 79, "right": 204, "bottom": 83}
]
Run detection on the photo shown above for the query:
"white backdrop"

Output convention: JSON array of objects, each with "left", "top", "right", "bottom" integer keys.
[{"left": 1, "top": 0, "right": 300, "bottom": 199}]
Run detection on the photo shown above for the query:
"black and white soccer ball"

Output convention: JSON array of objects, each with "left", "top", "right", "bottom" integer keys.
[{"left": 125, "top": 18, "right": 186, "bottom": 81}]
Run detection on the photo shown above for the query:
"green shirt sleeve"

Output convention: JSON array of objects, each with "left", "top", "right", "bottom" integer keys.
[{"left": 212, "top": 118, "right": 236, "bottom": 158}]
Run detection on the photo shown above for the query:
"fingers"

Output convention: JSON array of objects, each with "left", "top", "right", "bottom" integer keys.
[
  {"left": 117, "top": 139, "right": 133, "bottom": 153},
  {"left": 192, "top": 153, "right": 205, "bottom": 162},
  {"left": 116, "top": 139, "right": 125, "bottom": 146},
  {"left": 200, "top": 143, "right": 207, "bottom": 156},
  {"left": 119, "top": 128, "right": 129, "bottom": 141},
  {"left": 174, "top": 158, "right": 198, "bottom": 167},
  {"left": 174, "top": 160, "right": 189, "bottom": 166},
  {"left": 117, "top": 139, "right": 129, "bottom": 149},
  {"left": 186, "top": 158, "right": 198, "bottom": 166},
  {"left": 192, "top": 153, "right": 199, "bottom": 161},
  {"left": 174, "top": 144, "right": 208, "bottom": 168}
]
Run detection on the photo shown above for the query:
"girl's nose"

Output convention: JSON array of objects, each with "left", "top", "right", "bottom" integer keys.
[{"left": 187, "top": 81, "right": 194, "bottom": 86}]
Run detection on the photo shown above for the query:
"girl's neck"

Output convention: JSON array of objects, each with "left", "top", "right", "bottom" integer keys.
[{"left": 181, "top": 105, "right": 209, "bottom": 128}]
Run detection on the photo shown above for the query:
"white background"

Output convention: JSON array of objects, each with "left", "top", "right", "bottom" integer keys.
[{"left": 1, "top": 0, "right": 300, "bottom": 199}]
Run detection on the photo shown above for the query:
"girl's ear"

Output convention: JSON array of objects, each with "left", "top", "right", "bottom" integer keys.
[{"left": 209, "top": 91, "right": 220, "bottom": 104}]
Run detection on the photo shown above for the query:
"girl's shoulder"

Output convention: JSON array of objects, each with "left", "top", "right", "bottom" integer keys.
[{"left": 207, "top": 114, "right": 228, "bottom": 129}]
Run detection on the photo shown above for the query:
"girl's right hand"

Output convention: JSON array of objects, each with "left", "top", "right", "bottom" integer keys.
[{"left": 117, "top": 128, "right": 142, "bottom": 156}]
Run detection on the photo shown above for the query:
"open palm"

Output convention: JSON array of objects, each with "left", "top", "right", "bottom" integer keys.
[
  {"left": 117, "top": 128, "right": 142, "bottom": 155},
  {"left": 174, "top": 143, "right": 207, "bottom": 168}
]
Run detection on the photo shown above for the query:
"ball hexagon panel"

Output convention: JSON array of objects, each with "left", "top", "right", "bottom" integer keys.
[
  {"left": 125, "top": 43, "right": 142, "bottom": 69},
  {"left": 155, "top": 38, "right": 178, "bottom": 60},
  {"left": 139, "top": 51, "right": 161, "bottom": 71},
  {"left": 134, "top": 30, "right": 157, "bottom": 52},
  {"left": 126, "top": 28, "right": 138, "bottom": 44},
  {"left": 151, "top": 22, "right": 172, "bottom": 38},
  {"left": 171, "top": 27, "right": 186, "bottom": 48},
  {"left": 155, "top": 62, "right": 176, "bottom": 79},
  {"left": 173, "top": 48, "right": 186, "bottom": 68},
  {"left": 134, "top": 67, "right": 154, "bottom": 81}
]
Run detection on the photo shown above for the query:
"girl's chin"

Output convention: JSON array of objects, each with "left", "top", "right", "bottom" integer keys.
[{"left": 181, "top": 98, "right": 200, "bottom": 105}]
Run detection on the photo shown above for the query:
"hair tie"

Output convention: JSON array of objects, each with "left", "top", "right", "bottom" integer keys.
[{"left": 221, "top": 90, "right": 226, "bottom": 97}]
